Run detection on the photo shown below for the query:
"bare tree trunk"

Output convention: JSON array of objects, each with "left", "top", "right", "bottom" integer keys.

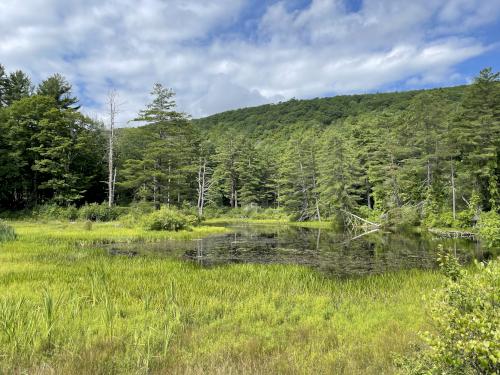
[
  {"left": 298, "top": 159, "right": 309, "bottom": 220},
  {"left": 390, "top": 155, "right": 401, "bottom": 207},
  {"left": 366, "top": 178, "right": 372, "bottom": 209},
  {"left": 197, "top": 158, "right": 212, "bottom": 217},
  {"left": 310, "top": 150, "right": 321, "bottom": 221},
  {"left": 153, "top": 175, "right": 158, "bottom": 210},
  {"left": 197, "top": 159, "right": 203, "bottom": 216},
  {"left": 451, "top": 158, "right": 456, "bottom": 220},
  {"left": 427, "top": 158, "right": 431, "bottom": 189},
  {"left": 112, "top": 167, "right": 117, "bottom": 203},
  {"left": 167, "top": 160, "right": 171, "bottom": 206},
  {"left": 107, "top": 90, "right": 118, "bottom": 207}
]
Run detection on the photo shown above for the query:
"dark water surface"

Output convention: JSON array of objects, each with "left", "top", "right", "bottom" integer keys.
[{"left": 109, "top": 224, "right": 492, "bottom": 277}]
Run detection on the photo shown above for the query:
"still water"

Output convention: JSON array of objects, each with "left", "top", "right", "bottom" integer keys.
[{"left": 109, "top": 223, "right": 493, "bottom": 277}]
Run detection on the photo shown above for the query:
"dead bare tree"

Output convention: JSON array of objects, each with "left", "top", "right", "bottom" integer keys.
[
  {"left": 197, "top": 156, "right": 214, "bottom": 217},
  {"left": 107, "top": 90, "right": 118, "bottom": 207}
]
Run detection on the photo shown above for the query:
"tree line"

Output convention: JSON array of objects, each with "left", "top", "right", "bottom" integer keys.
[
  {"left": 1, "top": 63, "right": 499, "bottom": 224},
  {"left": 0, "top": 65, "right": 106, "bottom": 209}
]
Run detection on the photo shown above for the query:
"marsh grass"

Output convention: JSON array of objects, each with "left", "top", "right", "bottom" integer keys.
[
  {"left": 0, "top": 220, "right": 16, "bottom": 242},
  {"left": 204, "top": 217, "right": 336, "bottom": 229},
  {"left": 0, "top": 220, "right": 443, "bottom": 374}
]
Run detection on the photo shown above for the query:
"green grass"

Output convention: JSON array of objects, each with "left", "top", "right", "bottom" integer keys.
[
  {"left": 0, "top": 220, "right": 443, "bottom": 374},
  {"left": 204, "top": 217, "right": 336, "bottom": 229}
]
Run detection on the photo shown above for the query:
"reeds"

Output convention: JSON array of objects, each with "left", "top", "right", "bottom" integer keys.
[
  {"left": 0, "top": 220, "right": 444, "bottom": 374},
  {"left": 0, "top": 221, "right": 16, "bottom": 242}
]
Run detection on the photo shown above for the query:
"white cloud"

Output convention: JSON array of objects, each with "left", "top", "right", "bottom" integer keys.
[{"left": 0, "top": 0, "right": 498, "bottom": 124}]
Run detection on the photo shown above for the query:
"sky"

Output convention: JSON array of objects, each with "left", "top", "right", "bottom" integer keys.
[{"left": 1, "top": 0, "right": 499, "bottom": 125}]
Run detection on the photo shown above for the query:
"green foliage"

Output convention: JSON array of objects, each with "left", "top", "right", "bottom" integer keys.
[
  {"left": 478, "top": 211, "right": 500, "bottom": 248},
  {"left": 79, "top": 203, "right": 120, "bottom": 222},
  {"left": 118, "top": 83, "right": 195, "bottom": 207},
  {"left": 36, "top": 73, "right": 79, "bottom": 110},
  {"left": 357, "top": 206, "right": 384, "bottom": 224},
  {"left": 436, "top": 246, "right": 464, "bottom": 281},
  {"left": 383, "top": 205, "right": 421, "bottom": 229},
  {"left": 203, "top": 205, "right": 288, "bottom": 220},
  {"left": 0, "top": 221, "right": 16, "bottom": 242},
  {"left": 33, "top": 203, "right": 79, "bottom": 221},
  {"left": 0, "top": 66, "right": 106, "bottom": 209},
  {"left": 422, "top": 210, "right": 473, "bottom": 229},
  {"left": 399, "top": 257, "right": 499, "bottom": 374},
  {"left": 141, "top": 206, "right": 195, "bottom": 231},
  {"left": 1, "top": 64, "right": 499, "bottom": 230}
]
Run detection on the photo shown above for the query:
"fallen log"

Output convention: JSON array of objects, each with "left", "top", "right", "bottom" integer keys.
[{"left": 428, "top": 228, "right": 476, "bottom": 239}]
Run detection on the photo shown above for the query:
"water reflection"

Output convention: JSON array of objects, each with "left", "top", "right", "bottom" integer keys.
[{"left": 109, "top": 224, "right": 493, "bottom": 277}]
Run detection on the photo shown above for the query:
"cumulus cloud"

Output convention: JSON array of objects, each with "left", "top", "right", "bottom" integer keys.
[{"left": 0, "top": 0, "right": 498, "bottom": 123}]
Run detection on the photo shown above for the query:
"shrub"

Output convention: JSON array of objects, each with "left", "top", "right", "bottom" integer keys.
[
  {"left": 0, "top": 221, "right": 16, "bottom": 242},
  {"left": 79, "top": 203, "right": 120, "bottom": 222},
  {"left": 142, "top": 206, "right": 195, "bottom": 231},
  {"left": 398, "top": 254, "right": 499, "bottom": 374},
  {"left": 422, "top": 210, "right": 474, "bottom": 229},
  {"left": 384, "top": 205, "right": 421, "bottom": 229},
  {"left": 202, "top": 205, "right": 288, "bottom": 220},
  {"left": 83, "top": 221, "right": 93, "bottom": 231},
  {"left": 357, "top": 206, "right": 384, "bottom": 224},
  {"left": 33, "top": 204, "right": 79, "bottom": 221},
  {"left": 478, "top": 211, "right": 500, "bottom": 248}
]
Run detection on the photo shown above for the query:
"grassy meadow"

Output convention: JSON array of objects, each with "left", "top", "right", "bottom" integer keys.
[{"left": 0, "top": 220, "right": 443, "bottom": 374}]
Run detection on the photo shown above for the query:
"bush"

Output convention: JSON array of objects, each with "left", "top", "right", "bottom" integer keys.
[
  {"left": 357, "top": 206, "right": 384, "bottom": 224},
  {"left": 0, "top": 221, "right": 16, "bottom": 242},
  {"left": 478, "top": 211, "right": 500, "bottom": 248},
  {"left": 398, "top": 254, "right": 500, "bottom": 374},
  {"left": 422, "top": 210, "right": 474, "bottom": 229},
  {"left": 384, "top": 205, "right": 421, "bottom": 229},
  {"left": 202, "top": 205, "right": 288, "bottom": 220},
  {"left": 33, "top": 204, "right": 79, "bottom": 221},
  {"left": 79, "top": 203, "right": 120, "bottom": 222},
  {"left": 142, "top": 206, "right": 195, "bottom": 231}
]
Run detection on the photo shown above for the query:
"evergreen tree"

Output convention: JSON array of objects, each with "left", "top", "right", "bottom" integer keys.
[
  {"left": 456, "top": 68, "right": 500, "bottom": 210},
  {"left": 0, "top": 64, "right": 7, "bottom": 107},
  {"left": 37, "top": 73, "right": 79, "bottom": 110},
  {"left": 3, "top": 70, "right": 33, "bottom": 105},
  {"left": 120, "top": 84, "right": 194, "bottom": 208},
  {"left": 318, "top": 124, "right": 363, "bottom": 216},
  {"left": 279, "top": 126, "right": 322, "bottom": 220},
  {"left": 211, "top": 135, "right": 244, "bottom": 208}
]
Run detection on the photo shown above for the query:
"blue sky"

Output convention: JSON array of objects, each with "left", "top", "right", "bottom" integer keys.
[{"left": 0, "top": 0, "right": 499, "bottom": 124}]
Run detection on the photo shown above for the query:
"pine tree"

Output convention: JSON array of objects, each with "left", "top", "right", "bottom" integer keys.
[
  {"left": 318, "top": 124, "right": 363, "bottom": 216},
  {"left": 37, "top": 73, "right": 79, "bottom": 110},
  {"left": 279, "top": 126, "right": 322, "bottom": 220},
  {"left": 3, "top": 70, "right": 33, "bottom": 105},
  {"left": 456, "top": 68, "right": 500, "bottom": 210},
  {"left": 121, "top": 84, "right": 194, "bottom": 208}
]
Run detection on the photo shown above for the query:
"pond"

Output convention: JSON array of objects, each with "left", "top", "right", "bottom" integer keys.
[{"left": 108, "top": 223, "right": 493, "bottom": 277}]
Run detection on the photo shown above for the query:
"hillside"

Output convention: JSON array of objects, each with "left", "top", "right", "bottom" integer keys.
[{"left": 193, "top": 85, "right": 467, "bottom": 135}]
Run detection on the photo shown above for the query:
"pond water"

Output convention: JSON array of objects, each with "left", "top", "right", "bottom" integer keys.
[{"left": 108, "top": 223, "right": 494, "bottom": 277}]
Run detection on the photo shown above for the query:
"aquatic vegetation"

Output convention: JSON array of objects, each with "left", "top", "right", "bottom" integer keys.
[
  {"left": 142, "top": 206, "right": 196, "bottom": 231},
  {"left": 0, "top": 220, "right": 444, "bottom": 374}
]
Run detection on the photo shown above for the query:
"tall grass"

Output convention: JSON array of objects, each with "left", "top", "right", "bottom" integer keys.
[
  {"left": 0, "top": 220, "right": 16, "bottom": 242},
  {"left": 0, "top": 220, "right": 443, "bottom": 374}
]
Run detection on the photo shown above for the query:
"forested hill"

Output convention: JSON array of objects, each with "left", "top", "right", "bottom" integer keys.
[
  {"left": 193, "top": 85, "right": 467, "bottom": 135},
  {"left": 1, "top": 62, "right": 498, "bottom": 227}
]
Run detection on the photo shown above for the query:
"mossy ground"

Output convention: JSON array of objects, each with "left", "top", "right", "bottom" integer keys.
[{"left": 0, "top": 220, "right": 442, "bottom": 374}]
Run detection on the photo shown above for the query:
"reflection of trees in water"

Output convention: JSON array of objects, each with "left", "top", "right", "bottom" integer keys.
[{"left": 111, "top": 224, "right": 487, "bottom": 277}]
